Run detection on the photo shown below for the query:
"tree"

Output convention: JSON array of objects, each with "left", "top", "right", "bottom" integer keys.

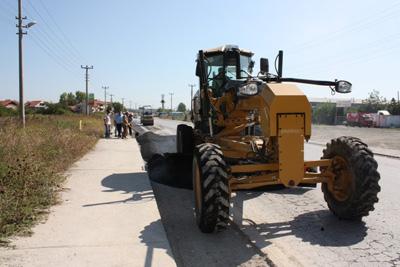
[
  {"left": 388, "top": 98, "right": 400, "bottom": 115},
  {"left": 112, "top": 102, "right": 124, "bottom": 113},
  {"left": 67, "top": 92, "right": 77, "bottom": 105},
  {"left": 75, "top": 91, "right": 86, "bottom": 103},
  {"left": 59, "top": 92, "right": 68, "bottom": 105},
  {"left": 359, "top": 90, "right": 387, "bottom": 113},
  {"left": 177, "top": 102, "right": 186, "bottom": 112},
  {"left": 312, "top": 103, "right": 336, "bottom": 125}
]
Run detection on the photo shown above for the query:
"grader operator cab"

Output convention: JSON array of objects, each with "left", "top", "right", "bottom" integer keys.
[{"left": 176, "top": 45, "right": 380, "bottom": 233}]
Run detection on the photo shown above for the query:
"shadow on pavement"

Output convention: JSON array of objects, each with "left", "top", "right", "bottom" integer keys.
[
  {"left": 139, "top": 219, "right": 174, "bottom": 267},
  {"left": 83, "top": 172, "right": 154, "bottom": 207},
  {"left": 150, "top": 182, "right": 271, "bottom": 267},
  {"left": 238, "top": 209, "right": 367, "bottom": 247}
]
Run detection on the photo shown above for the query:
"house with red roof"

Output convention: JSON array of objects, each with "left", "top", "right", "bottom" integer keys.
[
  {"left": 0, "top": 99, "right": 19, "bottom": 110},
  {"left": 25, "top": 100, "right": 47, "bottom": 109}
]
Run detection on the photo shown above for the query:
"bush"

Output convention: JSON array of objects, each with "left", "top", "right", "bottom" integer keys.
[
  {"left": 0, "top": 106, "right": 17, "bottom": 117},
  {"left": 0, "top": 115, "right": 102, "bottom": 244}
]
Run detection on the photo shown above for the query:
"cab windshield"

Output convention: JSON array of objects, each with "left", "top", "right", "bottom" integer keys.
[{"left": 205, "top": 53, "right": 252, "bottom": 96}]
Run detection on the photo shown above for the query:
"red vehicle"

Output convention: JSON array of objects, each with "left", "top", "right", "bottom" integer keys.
[{"left": 346, "top": 112, "right": 373, "bottom": 127}]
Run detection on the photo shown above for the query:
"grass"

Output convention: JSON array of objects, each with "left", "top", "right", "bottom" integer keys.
[{"left": 0, "top": 114, "right": 103, "bottom": 244}]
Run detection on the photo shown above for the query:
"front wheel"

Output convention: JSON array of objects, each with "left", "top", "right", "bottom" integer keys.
[
  {"left": 193, "top": 143, "right": 230, "bottom": 233},
  {"left": 322, "top": 136, "right": 380, "bottom": 220}
]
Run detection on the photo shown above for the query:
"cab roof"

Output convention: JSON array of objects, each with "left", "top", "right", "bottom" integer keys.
[{"left": 203, "top": 44, "right": 254, "bottom": 56}]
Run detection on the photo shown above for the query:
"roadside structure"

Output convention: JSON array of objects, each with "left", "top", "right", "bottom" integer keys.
[{"left": 0, "top": 99, "right": 19, "bottom": 110}]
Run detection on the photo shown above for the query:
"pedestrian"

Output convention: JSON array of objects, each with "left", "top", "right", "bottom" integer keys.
[
  {"left": 103, "top": 111, "right": 111, "bottom": 138},
  {"left": 128, "top": 113, "right": 133, "bottom": 136},
  {"left": 113, "top": 112, "right": 118, "bottom": 137},
  {"left": 122, "top": 112, "right": 129, "bottom": 139},
  {"left": 115, "top": 111, "right": 123, "bottom": 138}
]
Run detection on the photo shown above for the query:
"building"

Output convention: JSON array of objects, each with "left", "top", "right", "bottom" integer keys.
[
  {"left": 309, "top": 98, "right": 363, "bottom": 109},
  {"left": 25, "top": 100, "right": 47, "bottom": 109},
  {"left": 0, "top": 99, "right": 19, "bottom": 110},
  {"left": 74, "top": 99, "right": 105, "bottom": 114}
]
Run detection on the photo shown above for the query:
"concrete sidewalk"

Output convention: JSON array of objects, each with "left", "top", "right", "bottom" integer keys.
[{"left": 0, "top": 138, "right": 176, "bottom": 267}]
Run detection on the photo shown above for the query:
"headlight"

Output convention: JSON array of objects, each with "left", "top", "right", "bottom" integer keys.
[
  {"left": 335, "top": 80, "right": 352, "bottom": 94},
  {"left": 238, "top": 83, "right": 258, "bottom": 96}
]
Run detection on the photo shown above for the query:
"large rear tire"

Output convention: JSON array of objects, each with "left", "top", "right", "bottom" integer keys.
[
  {"left": 176, "top": 124, "right": 194, "bottom": 154},
  {"left": 322, "top": 136, "right": 380, "bottom": 220},
  {"left": 192, "top": 143, "right": 230, "bottom": 233}
]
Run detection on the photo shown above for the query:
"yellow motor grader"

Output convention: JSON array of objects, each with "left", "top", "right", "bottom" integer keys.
[{"left": 176, "top": 45, "right": 380, "bottom": 233}]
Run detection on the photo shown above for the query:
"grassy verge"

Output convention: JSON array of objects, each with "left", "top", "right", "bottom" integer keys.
[{"left": 0, "top": 115, "right": 103, "bottom": 244}]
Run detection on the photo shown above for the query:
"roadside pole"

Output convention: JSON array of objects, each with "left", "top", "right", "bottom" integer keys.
[
  {"left": 81, "top": 65, "right": 93, "bottom": 115},
  {"left": 102, "top": 86, "right": 109, "bottom": 113},
  {"left": 16, "top": 0, "right": 36, "bottom": 128}
]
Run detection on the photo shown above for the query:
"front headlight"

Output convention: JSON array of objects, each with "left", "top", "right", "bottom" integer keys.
[{"left": 238, "top": 83, "right": 258, "bottom": 96}]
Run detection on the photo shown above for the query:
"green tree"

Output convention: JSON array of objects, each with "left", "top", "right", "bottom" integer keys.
[
  {"left": 66, "top": 92, "right": 77, "bottom": 105},
  {"left": 359, "top": 90, "right": 387, "bottom": 113},
  {"left": 177, "top": 102, "right": 186, "bottom": 112},
  {"left": 387, "top": 98, "right": 400, "bottom": 115},
  {"left": 312, "top": 103, "right": 336, "bottom": 125},
  {"left": 112, "top": 102, "right": 124, "bottom": 113},
  {"left": 59, "top": 92, "right": 68, "bottom": 105},
  {"left": 75, "top": 91, "right": 86, "bottom": 103}
]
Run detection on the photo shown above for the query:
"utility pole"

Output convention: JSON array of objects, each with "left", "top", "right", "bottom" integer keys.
[
  {"left": 169, "top": 92, "right": 174, "bottom": 112},
  {"left": 129, "top": 100, "right": 132, "bottom": 111},
  {"left": 81, "top": 65, "right": 93, "bottom": 115},
  {"left": 161, "top": 94, "right": 165, "bottom": 110},
  {"left": 188, "top": 84, "right": 195, "bottom": 112},
  {"left": 102, "top": 86, "right": 109, "bottom": 113},
  {"left": 16, "top": 0, "right": 35, "bottom": 128},
  {"left": 121, "top": 98, "right": 125, "bottom": 110},
  {"left": 110, "top": 94, "right": 114, "bottom": 104}
]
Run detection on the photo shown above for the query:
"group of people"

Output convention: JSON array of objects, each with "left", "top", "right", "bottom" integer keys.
[{"left": 103, "top": 111, "right": 134, "bottom": 139}]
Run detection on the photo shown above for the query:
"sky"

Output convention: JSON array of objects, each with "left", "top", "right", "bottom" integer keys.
[{"left": 0, "top": 0, "right": 399, "bottom": 109}]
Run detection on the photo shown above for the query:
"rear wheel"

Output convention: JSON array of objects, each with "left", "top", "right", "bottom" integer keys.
[
  {"left": 177, "top": 124, "right": 194, "bottom": 154},
  {"left": 322, "top": 136, "right": 380, "bottom": 220},
  {"left": 193, "top": 143, "right": 230, "bottom": 233}
]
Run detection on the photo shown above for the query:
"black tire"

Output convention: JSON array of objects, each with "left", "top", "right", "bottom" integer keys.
[
  {"left": 322, "top": 136, "right": 380, "bottom": 220},
  {"left": 176, "top": 124, "right": 194, "bottom": 154},
  {"left": 192, "top": 143, "right": 230, "bottom": 233}
]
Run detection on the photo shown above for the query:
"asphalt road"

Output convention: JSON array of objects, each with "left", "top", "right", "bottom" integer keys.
[{"left": 140, "top": 118, "right": 400, "bottom": 267}]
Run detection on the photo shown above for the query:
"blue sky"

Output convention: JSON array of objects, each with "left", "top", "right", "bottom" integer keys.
[{"left": 1, "top": 0, "right": 399, "bottom": 109}]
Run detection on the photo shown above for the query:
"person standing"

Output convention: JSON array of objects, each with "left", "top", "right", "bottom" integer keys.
[
  {"left": 103, "top": 112, "right": 111, "bottom": 138},
  {"left": 115, "top": 111, "right": 123, "bottom": 138},
  {"left": 128, "top": 113, "right": 133, "bottom": 136},
  {"left": 122, "top": 112, "right": 129, "bottom": 139},
  {"left": 113, "top": 112, "right": 118, "bottom": 137}
]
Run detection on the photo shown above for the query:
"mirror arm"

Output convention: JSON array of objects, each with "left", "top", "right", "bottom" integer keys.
[{"left": 278, "top": 77, "right": 337, "bottom": 87}]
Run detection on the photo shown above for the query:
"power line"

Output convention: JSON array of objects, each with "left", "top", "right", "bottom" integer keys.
[
  {"left": 37, "top": 0, "right": 85, "bottom": 61},
  {"left": 286, "top": 2, "right": 400, "bottom": 54},
  {"left": 25, "top": 0, "right": 82, "bottom": 65}
]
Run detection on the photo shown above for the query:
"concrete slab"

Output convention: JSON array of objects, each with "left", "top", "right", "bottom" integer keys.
[{"left": 0, "top": 138, "right": 176, "bottom": 267}]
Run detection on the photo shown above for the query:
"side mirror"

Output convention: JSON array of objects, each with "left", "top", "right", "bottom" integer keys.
[
  {"left": 335, "top": 80, "right": 352, "bottom": 93},
  {"left": 195, "top": 60, "right": 200, "bottom": 76},
  {"left": 260, "top": 58, "right": 269, "bottom": 74}
]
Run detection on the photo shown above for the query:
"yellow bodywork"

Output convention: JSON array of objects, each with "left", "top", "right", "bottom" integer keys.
[{"left": 208, "top": 82, "right": 333, "bottom": 189}]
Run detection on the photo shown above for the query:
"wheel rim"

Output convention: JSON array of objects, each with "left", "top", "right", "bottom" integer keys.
[
  {"left": 193, "top": 156, "right": 202, "bottom": 218},
  {"left": 329, "top": 156, "right": 354, "bottom": 201}
]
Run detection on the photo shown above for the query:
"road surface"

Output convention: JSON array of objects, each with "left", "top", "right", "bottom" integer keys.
[{"left": 139, "top": 118, "right": 400, "bottom": 267}]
